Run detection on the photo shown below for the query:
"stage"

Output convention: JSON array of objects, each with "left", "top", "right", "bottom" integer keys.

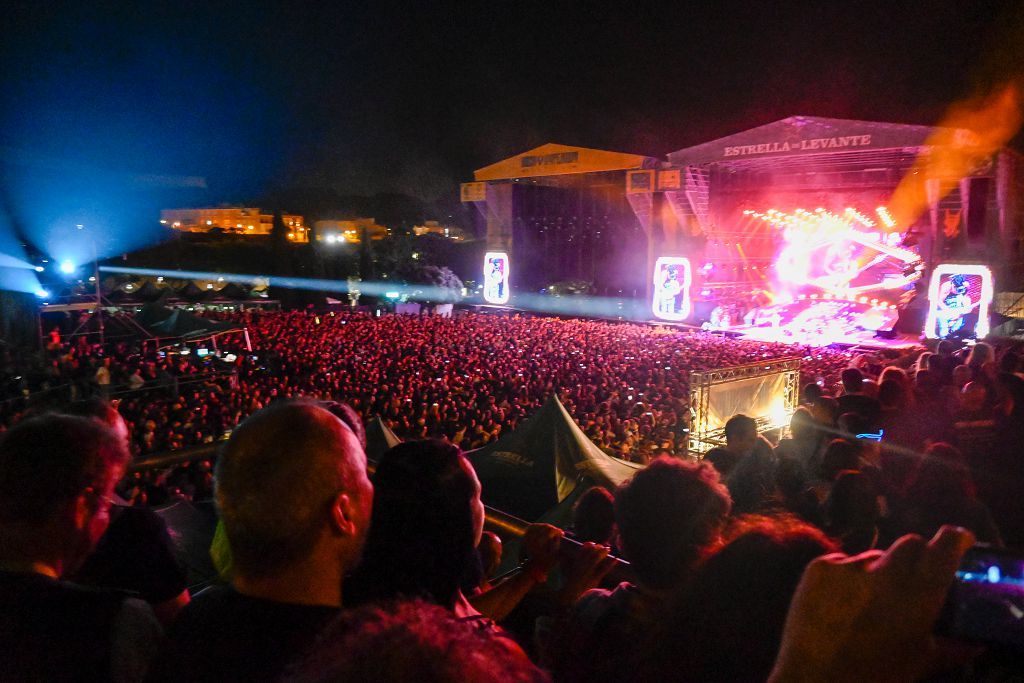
[{"left": 466, "top": 116, "right": 1023, "bottom": 350}]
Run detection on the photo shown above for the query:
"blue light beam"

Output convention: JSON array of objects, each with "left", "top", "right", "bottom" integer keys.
[{"left": 99, "top": 266, "right": 651, "bottom": 320}]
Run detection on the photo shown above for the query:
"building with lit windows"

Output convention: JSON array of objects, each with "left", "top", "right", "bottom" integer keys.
[
  {"left": 314, "top": 218, "right": 390, "bottom": 244},
  {"left": 160, "top": 207, "right": 308, "bottom": 242},
  {"left": 412, "top": 220, "right": 469, "bottom": 241}
]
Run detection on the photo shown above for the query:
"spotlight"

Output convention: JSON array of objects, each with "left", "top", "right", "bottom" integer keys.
[
  {"left": 59, "top": 260, "right": 75, "bottom": 274},
  {"left": 34, "top": 266, "right": 44, "bottom": 273},
  {"left": 34, "top": 288, "right": 50, "bottom": 298}
]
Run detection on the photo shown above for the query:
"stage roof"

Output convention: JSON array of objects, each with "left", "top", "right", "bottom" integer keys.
[
  {"left": 667, "top": 116, "right": 944, "bottom": 168},
  {"left": 474, "top": 143, "right": 655, "bottom": 182}
]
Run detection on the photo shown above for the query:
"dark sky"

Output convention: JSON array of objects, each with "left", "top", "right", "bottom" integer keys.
[{"left": 3, "top": 0, "right": 1022, "bottom": 206}]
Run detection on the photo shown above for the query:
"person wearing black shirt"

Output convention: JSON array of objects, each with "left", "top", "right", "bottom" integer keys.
[
  {"left": 147, "top": 400, "right": 374, "bottom": 683},
  {"left": 0, "top": 415, "right": 161, "bottom": 682},
  {"left": 65, "top": 399, "right": 191, "bottom": 627},
  {"left": 836, "top": 368, "right": 881, "bottom": 427},
  {"left": 73, "top": 504, "right": 189, "bottom": 626}
]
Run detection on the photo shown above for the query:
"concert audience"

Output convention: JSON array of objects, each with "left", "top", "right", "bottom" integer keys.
[
  {"left": 550, "top": 457, "right": 731, "bottom": 682},
  {"left": 66, "top": 398, "right": 190, "bottom": 627},
  {"left": 2, "top": 311, "right": 857, "bottom": 467},
  {"left": 890, "top": 443, "right": 1002, "bottom": 546},
  {"left": 836, "top": 367, "right": 882, "bottom": 425},
  {"left": 705, "top": 414, "right": 759, "bottom": 478},
  {"left": 347, "top": 440, "right": 611, "bottom": 627},
  {"left": 643, "top": 515, "right": 838, "bottom": 683},
  {"left": 707, "top": 414, "right": 778, "bottom": 514},
  {"left": 567, "top": 486, "right": 617, "bottom": 546},
  {"left": 286, "top": 600, "right": 549, "bottom": 683},
  {"left": 823, "top": 469, "right": 883, "bottom": 554},
  {"left": 3, "top": 310, "right": 1024, "bottom": 680}
]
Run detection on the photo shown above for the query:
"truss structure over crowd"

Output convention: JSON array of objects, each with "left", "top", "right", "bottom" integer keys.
[{"left": 688, "top": 357, "right": 801, "bottom": 455}]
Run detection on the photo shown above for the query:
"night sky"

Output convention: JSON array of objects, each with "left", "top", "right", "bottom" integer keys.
[{"left": 2, "top": 0, "right": 1022, "bottom": 210}]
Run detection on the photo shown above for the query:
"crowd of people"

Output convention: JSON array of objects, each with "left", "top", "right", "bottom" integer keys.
[
  {"left": 3, "top": 310, "right": 860, "bottom": 505},
  {"left": 9, "top": 310, "right": 857, "bottom": 458},
  {"left": 1, "top": 309, "right": 1023, "bottom": 680},
  {"left": 0, "top": 394, "right": 1008, "bottom": 682}
]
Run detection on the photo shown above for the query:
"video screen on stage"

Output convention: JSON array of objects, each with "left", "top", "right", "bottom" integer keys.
[
  {"left": 776, "top": 230, "right": 917, "bottom": 296},
  {"left": 483, "top": 251, "right": 510, "bottom": 304},
  {"left": 652, "top": 256, "right": 692, "bottom": 321},
  {"left": 925, "top": 264, "right": 993, "bottom": 341}
]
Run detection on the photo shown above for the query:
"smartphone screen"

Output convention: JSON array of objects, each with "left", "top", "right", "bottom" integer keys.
[{"left": 938, "top": 545, "right": 1024, "bottom": 649}]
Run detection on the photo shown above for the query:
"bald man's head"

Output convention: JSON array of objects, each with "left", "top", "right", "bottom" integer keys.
[{"left": 216, "top": 400, "right": 371, "bottom": 578}]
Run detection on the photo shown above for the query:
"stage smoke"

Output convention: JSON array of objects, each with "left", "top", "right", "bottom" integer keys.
[{"left": 889, "top": 83, "right": 1022, "bottom": 228}]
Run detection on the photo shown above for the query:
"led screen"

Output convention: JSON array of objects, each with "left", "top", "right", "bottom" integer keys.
[
  {"left": 483, "top": 251, "right": 510, "bottom": 304},
  {"left": 924, "top": 264, "right": 993, "bottom": 340},
  {"left": 652, "top": 256, "right": 692, "bottom": 321}
]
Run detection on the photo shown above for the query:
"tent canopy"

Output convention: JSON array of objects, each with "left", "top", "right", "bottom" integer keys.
[
  {"left": 365, "top": 416, "right": 402, "bottom": 463},
  {"left": 152, "top": 499, "right": 218, "bottom": 589},
  {"left": 134, "top": 303, "right": 243, "bottom": 340},
  {"left": 468, "top": 395, "right": 641, "bottom": 521},
  {"left": 216, "top": 282, "right": 255, "bottom": 300}
]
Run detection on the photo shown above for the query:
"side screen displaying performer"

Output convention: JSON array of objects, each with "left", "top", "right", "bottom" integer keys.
[
  {"left": 482, "top": 252, "right": 510, "bottom": 304},
  {"left": 651, "top": 257, "right": 692, "bottom": 321},
  {"left": 935, "top": 274, "right": 975, "bottom": 338},
  {"left": 925, "top": 264, "right": 993, "bottom": 341}
]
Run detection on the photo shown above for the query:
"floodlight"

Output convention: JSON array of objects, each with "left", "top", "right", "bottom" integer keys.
[{"left": 59, "top": 260, "right": 75, "bottom": 274}]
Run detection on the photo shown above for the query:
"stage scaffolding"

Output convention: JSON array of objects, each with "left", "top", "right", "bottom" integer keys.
[{"left": 688, "top": 357, "right": 801, "bottom": 456}]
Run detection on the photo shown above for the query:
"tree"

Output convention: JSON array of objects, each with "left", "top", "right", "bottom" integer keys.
[
  {"left": 420, "top": 265, "right": 464, "bottom": 303},
  {"left": 270, "top": 210, "right": 289, "bottom": 250},
  {"left": 358, "top": 224, "right": 375, "bottom": 280}
]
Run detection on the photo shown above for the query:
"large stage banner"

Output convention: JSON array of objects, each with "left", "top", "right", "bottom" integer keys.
[
  {"left": 475, "top": 143, "right": 651, "bottom": 181},
  {"left": 652, "top": 256, "right": 692, "bottom": 321},
  {"left": 706, "top": 373, "right": 789, "bottom": 433},
  {"left": 483, "top": 251, "right": 510, "bottom": 304},
  {"left": 924, "top": 263, "right": 993, "bottom": 340}
]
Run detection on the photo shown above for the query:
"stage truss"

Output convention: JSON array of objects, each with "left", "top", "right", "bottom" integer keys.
[{"left": 688, "top": 358, "right": 801, "bottom": 456}]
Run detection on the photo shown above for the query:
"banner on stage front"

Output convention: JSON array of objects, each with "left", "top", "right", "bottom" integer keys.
[
  {"left": 461, "top": 182, "right": 487, "bottom": 202},
  {"left": 627, "top": 170, "right": 655, "bottom": 194},
  {"left": 483, "top": 252, "right": 510, "bottom": 304},
  {"left": 924, "top": 263, "right": 993, "bottom": 340},
  {"left": 657, "top": 169, "right": 681, "bottom": 190},
  {"left": 652, "top": 256, "right": 691, "bottom": 321}
]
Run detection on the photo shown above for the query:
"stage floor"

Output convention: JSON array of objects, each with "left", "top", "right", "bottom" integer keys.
[
  {"left": 726, "top": 325, "right": 922, "bottom": 351},
  {"left": 469, "top": 304, "right": 924, "bottom": 351}
]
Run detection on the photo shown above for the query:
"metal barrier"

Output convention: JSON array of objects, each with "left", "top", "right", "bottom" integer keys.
[
  {"left": 125, "top": 442, "right": 533, "bottom": 537},
  {"left": 126, "top": 444, "right": 595, "bottom": 549}
]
